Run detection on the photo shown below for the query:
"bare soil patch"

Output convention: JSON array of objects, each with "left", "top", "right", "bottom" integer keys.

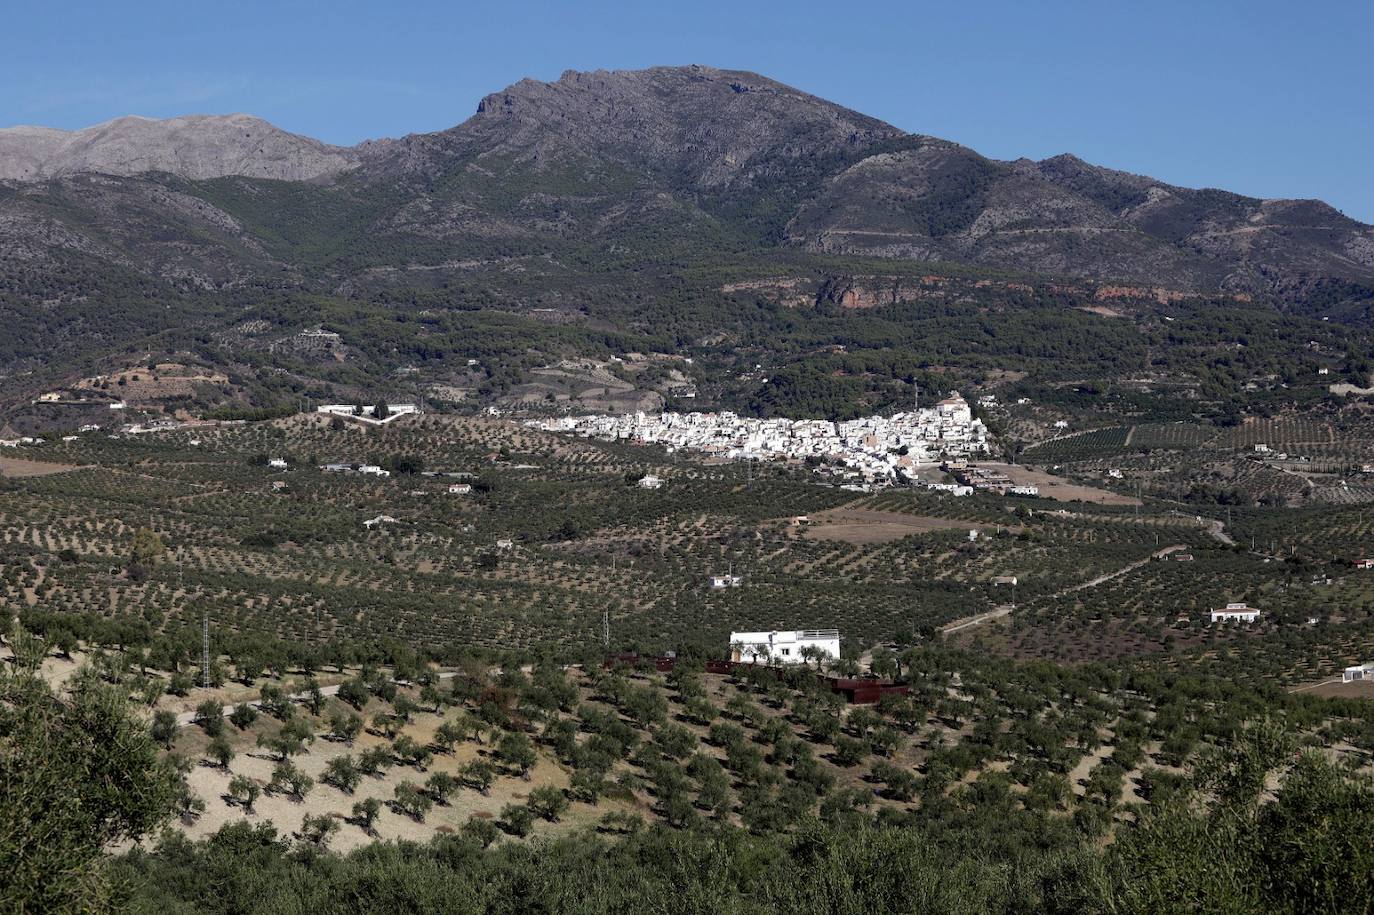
[
  {"left": 1293, "top": 678, "right": 1374, "bottom": 700},
  {"left": 0, "top": 455, "right": 82, "bottom": 478},
  {"left": 803, "top": 509, "right": 988, "bottom": 545},
  {"left": 1076, "top": 305, "right": 1128, "bottom": 318},
  {"left": 988, "top": 463, "right": 1140, "bottom": 506}
]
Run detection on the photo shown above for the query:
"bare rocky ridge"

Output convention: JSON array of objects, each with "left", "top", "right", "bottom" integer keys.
[
  {"left": 361, "top": 65, "right": 903, "bottom": 187},
  {"left": 0, "top": 114, "right": 357, "bottom": 182}
]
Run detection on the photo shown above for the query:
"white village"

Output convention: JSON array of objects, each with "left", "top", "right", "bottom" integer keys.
[{"left": 528, "top": 392, "right": 992, "bottom": 487}]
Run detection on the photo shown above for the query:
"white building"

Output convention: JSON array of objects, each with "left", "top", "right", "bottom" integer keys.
[
  {"left": 317, "top": 403, "right": 419, "bottom": 425},
  {"left": 1211, "top": 603, "right": 1261, "bottom": 624},
  {"left": 1343, "top": 663, "right": 1374, "bottom": 682},
  {"left": 729, "top": 629, "right": 840, "bottom": 665},
  {"left": 448, "top": 483, "right": 472, "bottom": 495},
  {"left": 268, "top": 458, "right": 288, "bottom": 469},
  {"left": 637, "top": 474, "right": 664, "bottom": 490},
  {"left": 709, "top": 574, "right": 743, "bottom": 589}
]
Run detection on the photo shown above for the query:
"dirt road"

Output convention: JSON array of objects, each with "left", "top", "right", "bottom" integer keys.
[{"left": 941, "top": 544, "right": 1185, "bottom": 635}]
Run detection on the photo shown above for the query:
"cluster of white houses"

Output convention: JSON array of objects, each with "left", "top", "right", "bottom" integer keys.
[{"left": 529, "top": 394, "right": 990, "bottom": 485}]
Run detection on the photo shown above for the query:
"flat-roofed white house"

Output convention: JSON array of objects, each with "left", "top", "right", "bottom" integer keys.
[
  {"left": 1211, "top": 603, "right": 1261, "bottom": 623},
  {"left": 709, "top": 574, "right": 743, "bottom": 589},
  {"left": 1343, "top": 663, "right": 1374, "bottom": 682},
  {"left": 729, "top": 629, "right": 840, "bottom": 665}
]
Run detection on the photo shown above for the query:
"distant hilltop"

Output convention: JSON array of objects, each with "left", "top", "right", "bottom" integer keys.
[{"left": 0, "top": 113, "right": 357, "bottom": 181}]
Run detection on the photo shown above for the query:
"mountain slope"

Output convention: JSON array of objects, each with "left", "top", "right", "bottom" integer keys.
[
  {"left": 3, "top": 66, "right": 1370, "bottom": 302},
  {"left": 2, "top": 65, "right": 1374, "bottom": 396},
  {"left": 787, "top": 145, "right": 1374, "bottom": 296}
]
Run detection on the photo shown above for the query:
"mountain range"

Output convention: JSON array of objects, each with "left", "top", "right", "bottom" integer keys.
[{"left": 2, "top": 65, "right": 1372, "bottom": 407}]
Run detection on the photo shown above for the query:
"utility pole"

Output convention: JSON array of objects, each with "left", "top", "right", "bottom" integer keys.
[
  {"left": 201, "top": 610, "right": 210, "bottom": 690},
  {"left": 604, "top": 556, "right": 615, "bottom": 650}
]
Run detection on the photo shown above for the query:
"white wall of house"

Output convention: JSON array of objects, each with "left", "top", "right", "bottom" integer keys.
[
  {"left": 1210, "top": 603, "right": 1260, "bottom": 623},
  {"left": 729, "top": 629, "right": 840, "bottom": 664}
]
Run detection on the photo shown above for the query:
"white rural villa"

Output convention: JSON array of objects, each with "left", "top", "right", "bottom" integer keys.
[
  {"left": 1210, "top": 603, "right": 1261, "bottom": 624},
  {"left": 729, "top": 629, "right": 840, "bottom": 665}
]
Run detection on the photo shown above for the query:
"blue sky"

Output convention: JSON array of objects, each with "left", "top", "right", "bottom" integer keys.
[{"left": 4, "top": 0, "right": 1371, "bottom": 221}]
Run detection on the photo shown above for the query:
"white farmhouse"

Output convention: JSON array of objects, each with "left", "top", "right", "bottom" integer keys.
[
  {"left": 637, "top": 474, "right": 664, "bottom": 490},
  {"left": 1211, "top": 603, "right": 1261, "bottom": 624},
  {"left": 709, "top": 574, "right": 743, "bottom": 589},
  {"left": 729, "top": 629, "right": 840, "bottom": 665},
  {"left": 268, "top": 458, "right": 288, "bottom": 469},
  {"left": 1343, "top": 663, "right": 1374, "bottom": 682}
]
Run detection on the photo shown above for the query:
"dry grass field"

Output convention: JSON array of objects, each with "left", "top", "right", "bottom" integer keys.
[
  {"left": 0, "top": 455, "right": 82, "bottom": 477},
  {"left": 801, "top": 508, "right": 991, "bottom": 544}
]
